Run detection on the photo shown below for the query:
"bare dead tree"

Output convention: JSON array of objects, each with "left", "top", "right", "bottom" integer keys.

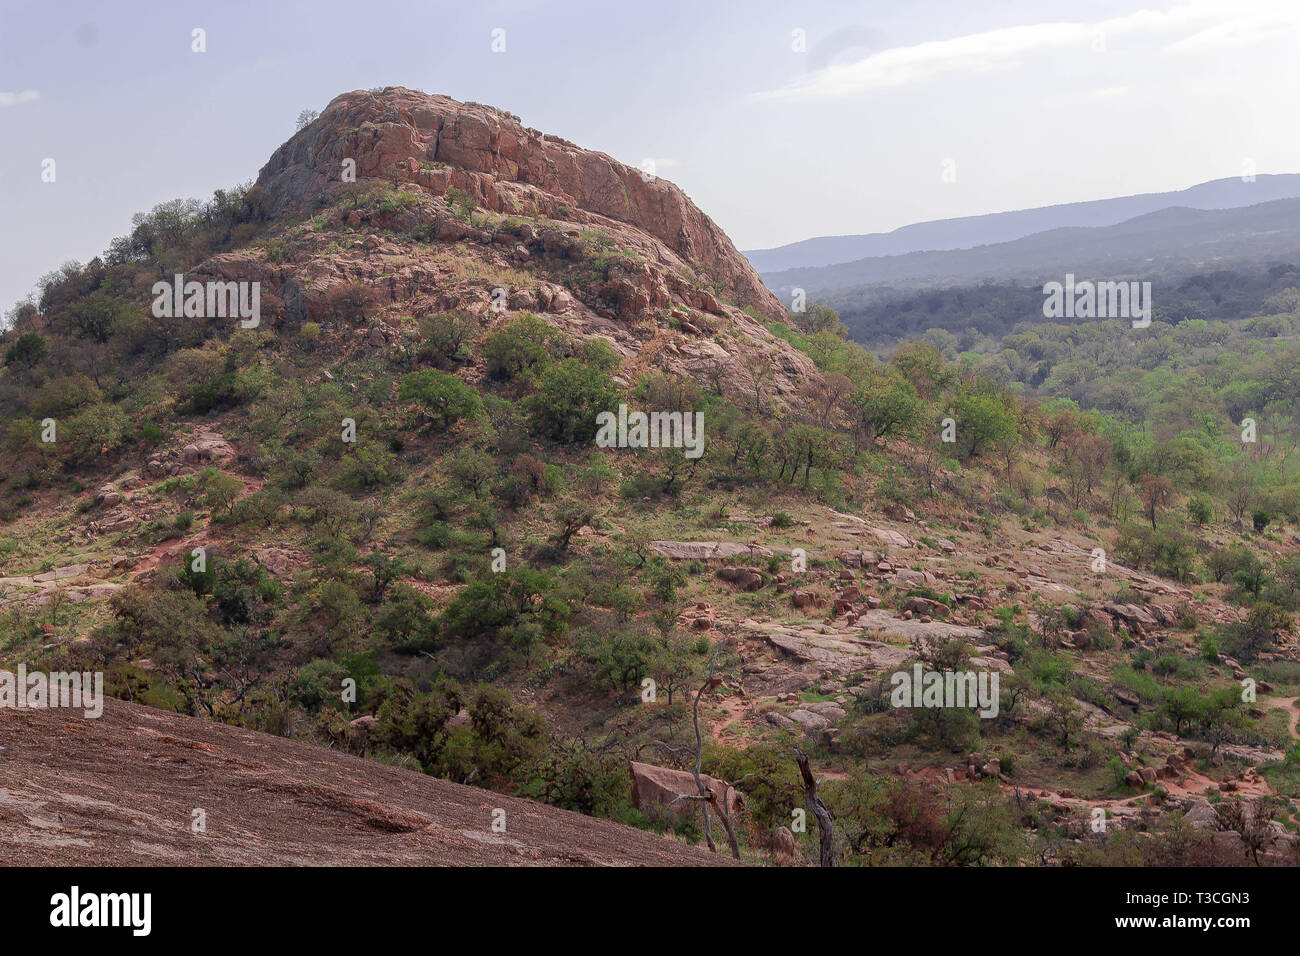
[
  {"left": 1214, "top": 799, "right": 1276, "bottom": 866},
  {"left": 661, "top": 645, "right": 742, "bottom": 859},
  {"left": 696, "top": 646, "right": 742, "bottom": 858},
  {"left": 794, "top": 747, "right": 836, "bottom": 867}
]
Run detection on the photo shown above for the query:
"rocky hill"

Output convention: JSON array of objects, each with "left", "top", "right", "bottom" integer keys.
[
  {"left": 199, "top": 87, "right": 815, "bottom": 403},
  {"left": 262, "top": 89, "right": 781, "bottom": 316},
  {"left": 3, "top": 87, "right": 1300, "bottom": 868}
]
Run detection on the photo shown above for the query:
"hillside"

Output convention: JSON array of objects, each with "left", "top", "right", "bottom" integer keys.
[
  {"left": 4, "top": 87, "right": 1300, "bottom": 868},
  {"left": 0, "top": 696, "right": 727, "bottom": 866},
  {"left": 745, "top": 174, "right": 1300, "bottom": 274}
]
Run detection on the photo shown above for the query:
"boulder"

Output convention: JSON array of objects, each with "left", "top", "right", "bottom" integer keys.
[
  {"left": 791, "top": 589, "right": 819, "bottom": 609},
  {"left": 892, "top": 569, "right": 937, "bottom": 589},
  {"left": 255, "top": 548, "right": 298, "bottom": 577},
  {"left": 629, "top": 761, "right": 744, "bottom": 817},
  {"left": 718, "top": 567, "right": 764, "bottom": 592},
  {"left": 94, "top": 485, "right": 123, "bottom": 507},
  {"left": 787, "top": 709, "right": 830, "bottom": 734},
  {"left": 803, "top": 701, "right": 847, "bottom": 723},
  {"left": 1103, "top": 602, "right": 1158, "bottom": 629},
  {"left": 903, "top": 596, "right": 949, "bottom": 619},
  {"left": 882, "top": 503, "right": 915, "bottom": 522},
  {"left": 32, "top": 564, "right": 89, "bottom": 583}
]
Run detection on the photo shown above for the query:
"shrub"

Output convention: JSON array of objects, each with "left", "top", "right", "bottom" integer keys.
[
  {"left": 437, "top": 568, "right": 571, "bottom": 650},
  {"left": 179, "top": 372, "right": 257, "bottom": 415},
  {"left": 419, "top": 313, "right": 477, "bottom": 367},
  {"left": 3, "top": 332, "right": 47, "bottom": 368},
  {"left": 482, "top": 314, "right": 556, "bottom": 384},
  {"left": 316, "top": 283, "right": 377, "bottom": 326},
  {"left": 1188, "top": 497, "right": 1212, "bottom": 526},
  {"left": 399, "top": 369, "right": 482, "bottom": 429},
  {"left": 524, "top": 348, "right": 620, "bottom": 444}
]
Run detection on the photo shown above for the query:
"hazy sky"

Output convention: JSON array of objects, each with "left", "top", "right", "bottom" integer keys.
[{"left": 3, "top": 0, "right": 1299, "bottom": 312}]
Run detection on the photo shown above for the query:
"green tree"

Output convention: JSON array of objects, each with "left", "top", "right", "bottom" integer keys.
[
  {"left": 482, "top": 313, "right": 556, "bottom": 383},
  {"left": 3, "top": 332, "right": 47, "bottom": 368},
  {"left": 400, "top": 369, "right": 482, "bottom": 429},
  {"left": 953, "top": 385, "right": 1018, "bottom": 460},
  {"left": 524, "top": 344, "right": 619, "bottom": 444},
  {"left": 1161, "top": 686, "right": 1205, "bottom": 736},
  {"left": 851, "top": 371, "right": 922, "bottom": 448}
]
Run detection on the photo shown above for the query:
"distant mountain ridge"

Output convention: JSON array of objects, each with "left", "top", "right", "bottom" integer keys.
[
  {"left": 764, "top": 197, "right": 1300, "bottom": 297},
  {"left": 745, "top": 174, "right": 1300, "bottom": 274}
]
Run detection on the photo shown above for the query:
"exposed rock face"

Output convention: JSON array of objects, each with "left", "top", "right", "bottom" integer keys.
[
  {"left": 258, "top": 88, "right": 781, "bottom": 319},
  {"left": 0, "top": 698, "right": 731, "bottom": 866},
  {"left": 629, "top": 760, "right": 744, "bottom": 817},
  {"left": 651, "top": 540, "right": 777, "bottom": 561},
  {"left": 185, "top": 87, "right": 826, "bottom": 407}
]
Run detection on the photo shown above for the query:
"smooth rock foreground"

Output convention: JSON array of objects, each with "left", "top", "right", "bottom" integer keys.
[{"left": 0, "top": 697, "right": 734, "bottom": 866}]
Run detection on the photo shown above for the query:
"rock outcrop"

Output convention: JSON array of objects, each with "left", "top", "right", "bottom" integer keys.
[
  {"left": 0, "top": 698, "right": 733, "bottom": 866},
  {"left": 258, "top": 88, "right": 781, "bottom": 319},
  {"left": 629, "top": 760, "right": 744, "bottom": 818}
]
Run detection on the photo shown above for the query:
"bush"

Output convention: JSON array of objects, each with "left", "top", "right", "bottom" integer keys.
[
  {"left": 1220, "top": 602, "right": 1293, "bottom": 662},
  {"left": 482, "top": 314, "right": 556, "bottom": 384},
  {"left": 399, "top": 369, "right": 482, "bottom": 429},
  {"left": 375, "top": 584, "right": 438, "bottom": 650},
  {"left": 524, "top": 345, "right": 620, "bottom": 444},
  {"left": 3, "top": 332, "right": 47, "bottom": 368},
  {"left": 1188, "top": 497, "right": 1212, "bottom": 526},
  {"left": 437, "top": 568, "right": 571, "bottom": 651},
  {"left": 179, "top": 372, "right": 257, "bottom": 415},
  {"left": 316, "top": 283, "right": 377, "bottom": 326},
  {"left": 211, "top": 557, "right": 280, "bottom": 626},
  {"left": 418, "top": 313, "right": 476, "bottom": 367}
]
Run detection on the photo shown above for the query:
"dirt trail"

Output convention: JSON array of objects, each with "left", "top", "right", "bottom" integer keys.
[
  {"left": 129, "top": 531, "right": 209, "bottom": 579},
  {"left": 1261, "top": 695, "right": 1300, "bottom": 741},
  {"left": 709, "top": 697, "right": 749, "bottom": 743},
  {"left": 126, "top": 462, "right": 263, "bottom": 581}
]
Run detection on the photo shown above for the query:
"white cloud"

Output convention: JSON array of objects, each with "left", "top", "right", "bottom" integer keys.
[
  {"left": 0, "top": 90, "right": 40, "bottom": 108},
  {"left": 1165, "top": 9, "right": 1300, "bottom": 54},
  {"left": 754, "top": 0, "right": 1300, "bottom": 101}
]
